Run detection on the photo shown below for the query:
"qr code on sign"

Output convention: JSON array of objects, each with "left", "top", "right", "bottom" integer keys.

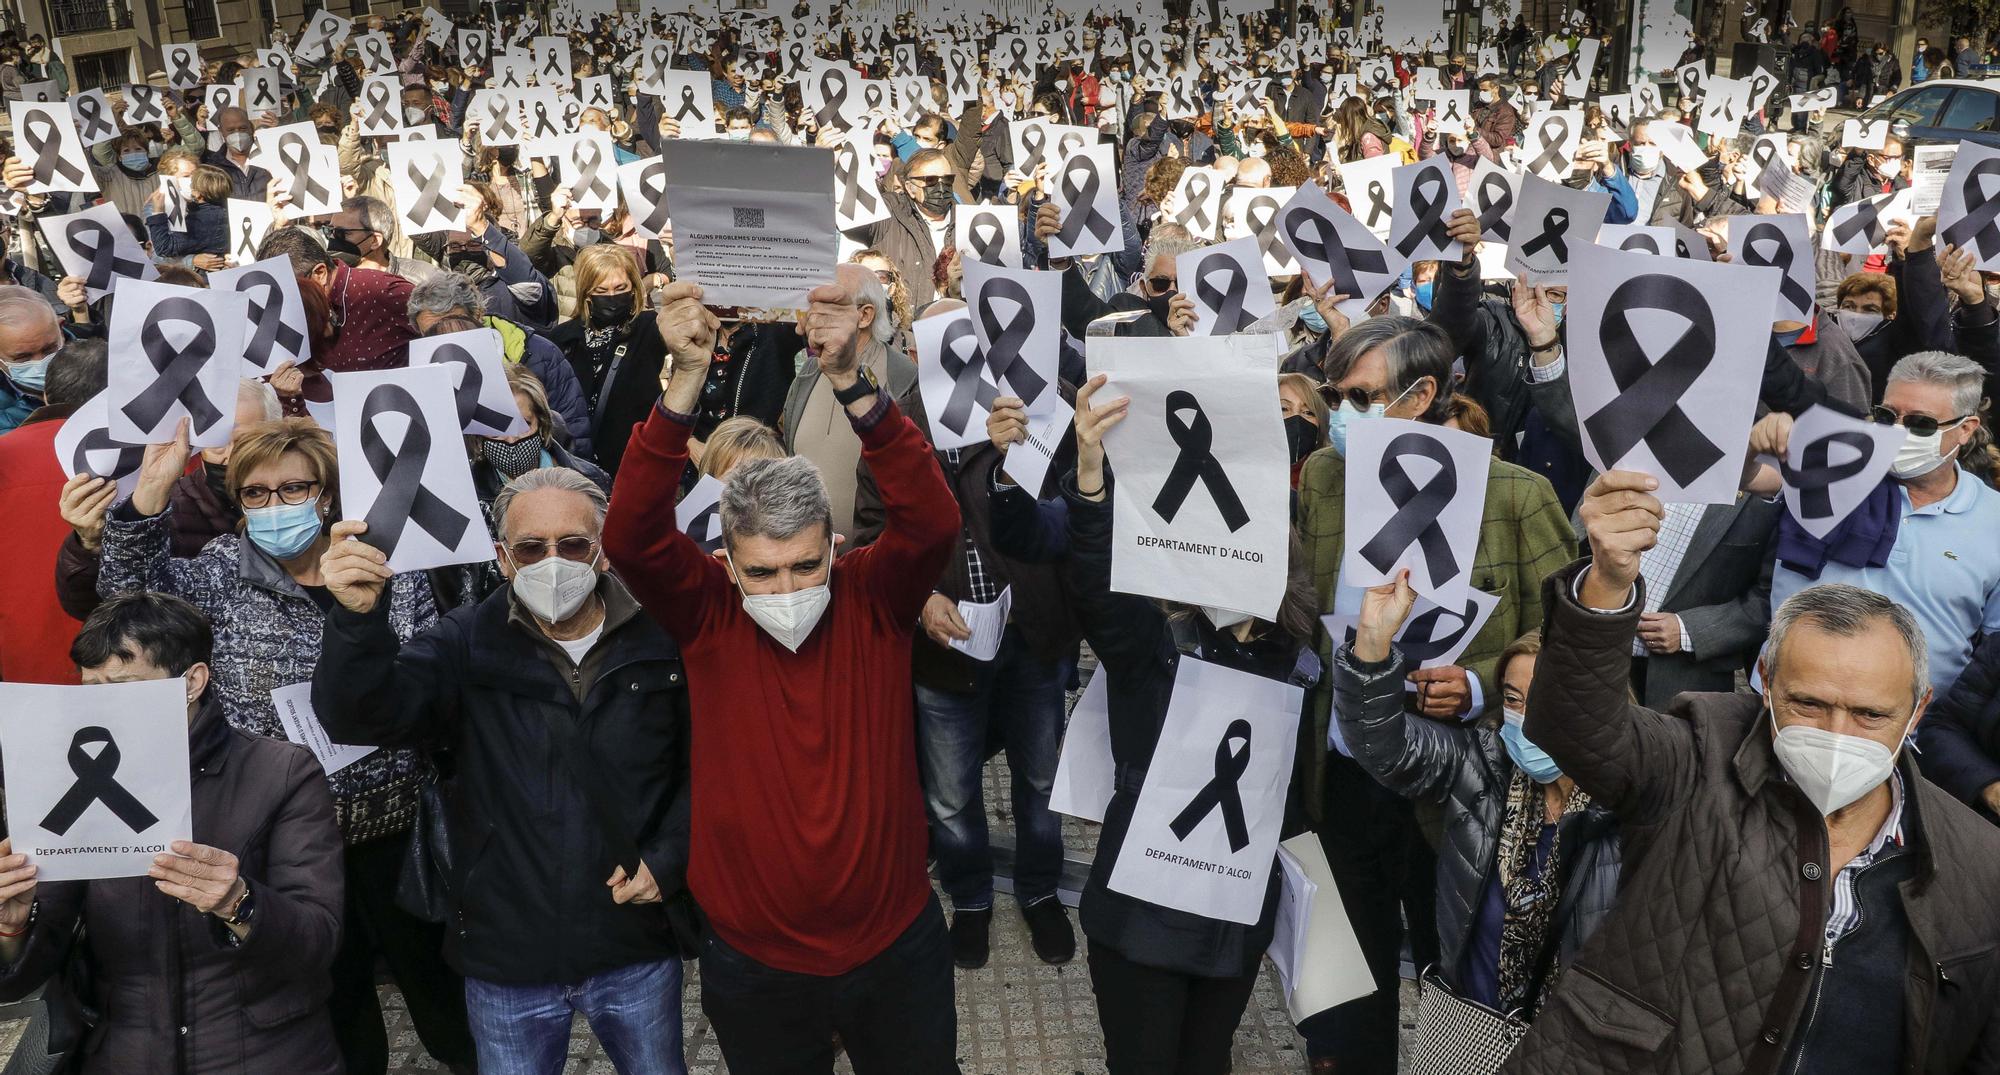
[{"left": 733, "top": 207, "right": 766, "bottom": 228}]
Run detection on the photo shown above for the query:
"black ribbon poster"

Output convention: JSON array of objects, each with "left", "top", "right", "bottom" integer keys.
[
  {"left": 9, "top": 102, "right": 95, "bottom": 195},
  {"left": 1505, "top": 174, "right": 1610, "bottom": 282},
  {"left": 211, "top": 256, "right": 310, "bottom": 374},
  {"left": 106, "top": 278, "right": 247, "bottom": 449},
  {"left": 1729, "top": 214, "right": 1816, "bottom": 323},
  {"left": 1178, "top": 235, "right": 1276, "bottom": 336},
  {"left": 410, "top": 327, "right": 530, "bottom": 438},
  {"left": 0, "top": 676, "right": 193, "bottom": 882},
  {"left": 1049, "top": 143, "right": 1122, "bottom": 259},
  {"left": 954, "top": 204, "right": 1023, "bottom": 269},
  {"left": 617, "top": 156, "right": 673, "bottom": 240},
  {"left": 388, "top": 140, "right": 467, "bottom": 235},
  {"left": 1777, "top": 405, "right": 1902, "bottom": 539},
  {"left": 1107, "top": 655, "right": 1302, "bottom": 926},
  {"left": 1937, "top": 141, "right": 2000, "bottom": 270},
  {"left": 1274, "top": 183, "right": 1405, "bottom": 321},
  {"left": 1342, "top": 416, "right": 1492, "bottom": 609},
  {"left": 1389, "top": 158, "right": 1463, "bottom": 263},
  {"left": 51, "top": 390, "right": 144, "bottom": 493},
  {"left": 332, "top": 364, "right": 493, "bottom": 573}
]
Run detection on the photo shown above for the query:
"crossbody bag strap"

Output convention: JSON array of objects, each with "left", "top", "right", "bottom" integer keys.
[{"left": 591, "top": 342, "right": 630, "bottom": 434}]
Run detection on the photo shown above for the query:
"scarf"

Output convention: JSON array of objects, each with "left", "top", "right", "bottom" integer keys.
[
  {"left": 1774, "top": 477, "right": 1902, "bottom": 580},
  {"left": 1493, "top": 769, "right": 1590, "bottom": 1016}
]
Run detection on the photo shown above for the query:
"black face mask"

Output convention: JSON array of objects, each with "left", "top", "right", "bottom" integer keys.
[
  {"left": 589, "top": 292, "right": 635, "bottom": 326},
  {"left": 1284, "top": 414, "right": 1319, "bottom": 464},
  {"left": 479, "top": 436, "right": 545, "bottom": 480},
  {"left": 1144, "top": 290, "right": 1175, "bottom": 325},
  {"left": 203, "top": 458, "right": 233, "bottom": 506},
  {"left": 919, "top": 182, "right": 954, "bottom": 215},
  {"left": 326, "top": 230, "right": 365, "bottom": 256},
  {"left": 494, "top": 147, "right": 519, "bottom": 170}
]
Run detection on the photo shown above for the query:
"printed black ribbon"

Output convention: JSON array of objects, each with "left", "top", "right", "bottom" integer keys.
[
  {"left": 405, "top": 158, "right": 456, "bottom": 227},
  {"left": 1751, "top": 138, "right": 1776, "bottom": 172},
  {"left": 1008, "top": 36, "right": 1032, "bottom": 76},
  {"left": 431, "top": 343, "right": 514, "bottom": 432},
  {"left": 71, "top": 426, "right": 143, "bottom": 481},
  {"left": 949, "top": 51, "right": 973, "bottom": 94},
  {"left": 486, "top": 96, "right": 518, "bottom": 141},
  {"left": 936, "top": 317, "right": 994, "bottom": 435},
  {"left": 1528, "top": 115, "right": 1570, "bottom": 175},
  {"left": 568, "top": 139, "right": 612, "bottom": 201},
  {"left": 964, "top": 211, "right": 1007, "bottom": 264},
  {"left": 40, "top": 727, "right": 159, "bottom": 836},
  {"left": 1781, "top": 430, "right": 1876, "bottom": 519},
  {"left": 168, "top": 47, "right": 198, "bottom": 87},
  {"left": 816, "top": 67, "right": 850, "bottom": 129},
  {"left": 1282, "top": 204, "right": 1386, "bottom": 298},
  {"left": 359, "top": 383, "right": 471, "bottom": 557},
  {"left": 531, "top": 102, "right": 559, "bottom": 138},
  {"left": 1738, "top": 221, "right": 1812, "bottom": 314},
  {"left": 1749, "top": 72, "right": 1774, "bottom": 104},
  {"left": 1153, "top": 390, "right": 1250, "bottom": 530},
  {"left": 542, "top": 47, "right": 565, "bottom": 77},
  {"left": 1941, "top": 157, "right": 2000, "bottom": 261},
  {"left": 277, "top": 132, "right": 329, "bottom": 207},
  {"left": 1055, "top": 153, "right": 1115, "bottom": 246},
  {"left": 1399, "top": 595, "right": 1482, "bottom": 666},
  {"left": 1580, "top": 274, "right": 1725, "bottom": 486},
  {"left": 362, "top": 80, "right": 395, "bottom": 129},
  {"left": 1167, "top": 719, "right": 1253, "bottom": 853},
  {"left": 835, "top": 142, "right": 878, "bottom": 219},
  {"left": 561, "top": 101, "right": 581, "bottom": 130},
  {"left": 236, "top": 269, "right": 305, "bottom": 371},
  {"left": 1243, "top": 194, "right": 1288, "bottom": 266},
  {"left": 1136, "top": 37, "right": 1157, "bottom": 74},
  {"left": 462, "top": 32, "right": 486, "bottom": 67},
  {"left": 65, "top": 216, "right": 146, "bottom": 292},
  {"left": 22, "top": 110, "right": 84, "bottom": 187},
  {"left": 123, "top": 296, "right": 224, "bottom": 433},
  {"left": 1357, "top": 432, "right": 1460, "bottom": 580},
  {"left": 1679, "top": 66, "right": 1701, "bottom": 99},
  {"left": 863, "top": 83, "right": 884, "bottom": 113},
  {"left": 1441, "top": 98, "right": 1465, "bottom": 124},
  {"left": 1620, "top": 232, "right": 1662, "bottom": 254},
  {"left": 1178, "top": 170, "right": 1216, "bottom": 235},
  {"left": 1518, "top": 207, "right": 1570, "bottom": 262},
  {"left": 500, "top": 63, "right": 522, "bottom": 89},
  {"left": 673, "top": 84, "right": 703, "bottom": 121},
  {"left": 250, "top": 75, "right": 277, "bottom": 109},
  {"left": 1192, "top": 250, "right": 1255, "bottom": 335},
  {"left": 1833, "top": 196, "right": 1888, "bottom": 248},
  {"left": 636, "top": 158, "right": 670, "bottom": 235},
  {"left": 1394, "top": 165, "right": 1453, "bottom": 257},
  {"left": 975, "top": 277, "right": 1045, "bottom": 404},
  {"left": 1018, "top": 123, "right": 1049, "bottom": 173},
  {"left": 1360, "top": 179, "right": 1391, "bottom": 230},
  {"left": 236, "top": 216, "right": 258, "bottom": 258},
  {"left": 75, "top": 94, "right": 115, "bottom": 142},
  {"left": 364, "top": 37, "right": 391, "bottom": 71},
  {"left": 127, "top": 86, "right": 164, "bottom": 124},
  {"left": 787, "top": 42, "right": 806, "bottom": 74},
  {"left": 1475, "top": 170, "right": 1514, "bottom": 242}
]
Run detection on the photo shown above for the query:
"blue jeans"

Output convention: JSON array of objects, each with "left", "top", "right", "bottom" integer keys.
[
  {"left": 914, "top": 623, "right": 1069, "bottom": 908},
  {"left": 463, "top": 958, "right": 687, "bottom": 1075}
]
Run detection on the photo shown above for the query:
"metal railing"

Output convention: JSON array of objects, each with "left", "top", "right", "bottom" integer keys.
[
  {"left": 44, "top": 0, "right": 131, "bottom": 35},
  {"left": 182, "top": 0, "right": 217, "bottom": 40}
]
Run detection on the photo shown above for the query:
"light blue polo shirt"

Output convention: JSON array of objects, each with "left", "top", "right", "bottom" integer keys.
[{"left": 1770, "top": 470, "right": 2000, "bottom": 697}]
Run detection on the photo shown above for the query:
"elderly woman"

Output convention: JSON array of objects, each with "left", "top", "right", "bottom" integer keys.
[
  {"left": 1334, "top": 576, "right": 1621, "bottom": 1045},
  {"left": 548, "top": 244, "right": 669, "bottom": 476},
  {"left": 0, "top": 593, "right": 346, "bottom": 1074},
  {"left": 90, "top": 418, "right": 478, "bottom": 1074}
]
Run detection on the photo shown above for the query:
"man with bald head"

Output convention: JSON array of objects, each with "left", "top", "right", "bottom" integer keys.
[
  {"left": 0, "top": 283, "right": 62, "bottom": 432},
  {"left": 201, "top": 106, "right": 271, "bottom": 199},
  {"left": 1233, "top": 155, "right": 1273, "bottom": 188}
]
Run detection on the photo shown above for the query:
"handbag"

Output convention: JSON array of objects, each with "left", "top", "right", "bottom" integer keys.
[
  {"left": 395, "top": 766, "right": 456, "bottom": 923},
  {"left": 1410, "top": 968, "right": 1530, "bottom": 1075}
]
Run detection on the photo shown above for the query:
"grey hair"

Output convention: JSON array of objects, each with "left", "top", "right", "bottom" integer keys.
[
  {"left": 719, "top": 455, "right": 831, "bottom": 550},
  {"left": 491, "top": 466, "right": 608, "bottom": 542},
  {"left": 1887, "top": 351, "right": 1986, "bottom": 419},
  {"left": 237, "top": 378, "right": 282, "bottom": 422},
  {"left": 408, "top": 272, "right": 487, "bottom": 321},
  {"left": 1322, "top": 315, "right": 1456, "bottom": 423},
  {"left": 854, "top": 269, "right": 894, "bottom": 346},
  {"left": 1141, "top": 231, "right": 1205, "bottom": 267},
  {"left": 342, "top": 195, "right": 396, "bottom": 238},
  {"left": 0, "top": 284, "right": 57, "bottom": 332},
  {"left": 1769, "top": 583, "right": 1929, "bottom": 706}
]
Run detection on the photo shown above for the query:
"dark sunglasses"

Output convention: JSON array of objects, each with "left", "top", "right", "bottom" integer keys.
[
  {"left": 507, "top": 536, "right": 598, "bottom": 565},
  {"left": 907, "top": 174, "right": 951, "bottom": 188},
  {"left": 1871, "top": 406, "right": 1972, "bottom": 438},
  {"left": 1145, "top": 274, "right": 1175, "bottom": 294}
]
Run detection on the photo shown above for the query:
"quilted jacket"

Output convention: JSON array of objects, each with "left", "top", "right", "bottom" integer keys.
[
  {"left": 1331, "top": 644, "right": 1620, "bottom": 1001},
  {"left": 1510, "top": 559, "right": 2000, "bottom": 1074}
]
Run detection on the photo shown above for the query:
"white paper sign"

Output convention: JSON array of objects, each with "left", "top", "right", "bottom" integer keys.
[
  {"left": 1522, "top": 109, "right": 1583, "bottom": 182},
  {"left": 333, "top": 365, "right": 496, "bottom": 572},
  {"left": 11, "top": 102, "right": 97, "bottom": 195},
  {"left": 1048, "top": 142, "right": 1123, "bottom": 259},
  {"left": 387, "top": 140, "right": 468, "bottom": 236},
  {"left": 271, "top": 682, "right": 376, "bottom": 775},
  {"left": 955, "top": 204, "right": 1022, "bottom": 269},
  {"left": 1505, "top": 175, "right": 1610, "bottom": 282},
  {"left": 208, "top": 256, "right": 310, "bottom": 374},
  {"left": 662, "top": 142, "right": 837, "bottom": 310},
  {"left": 258, "top": 122, "right": 342, "bottom": 217},
  {"left": 1048, "top": 667, "right": 1113, "bottom": 823},
  {"left": 71, "top": 89, "right": 121, "bottom": 147},
  {"left": 1107, "top": 656, "right": 1301, "bottom": 925},
  {"left": 52, "top": 390, "right": 145, "bottom": 494},
  {"left": 1598, "top": 223, "right": 1677, "bottom": 255},
  {"left": 1271, "top": 833, "right": 1376, "bottom": 1021},
  {"left": 947, "top": 585, "right": 1012, "bottom": 662},
  {"left": 1337, "top": 155, "right": 1400, "bottom": 239},
  {"left": 1092, "top": 333, "right": 1290, "bottom": 620},
  {"left": 1729, "top": 214, "right": 1816, "bottom": 324},
  {"left": 1388, "top": 157, "right": 1465, "bottom": 265},
  {"left": 675, "top": 473, "right": 727, "bottom": 554},
  {"left": 1823, "top": 190, "right": 1910, "bottom": 256},
  {"left": 1779, "top": 405, "right": 1904, "bottom": 540},
  {"left": 0, "top": 679, "right": 193, "bottom": 882},
  {"left": 410, "top": 328, "right": 529, "bottom": 438},
  {"left": 657, "top": 69, "right": 719, "bottom": 139},
  {"left": 1342, "top": 418, "right": 1492, "bottom": 610},
  {"left": 356, "top": 74, "right": 406, "bottom": 136},
  {"left": 1179, "top": 235, "right": 1275, "bottom": 336},
  {"left": 1168, "top": 165, "right": 1229, "bottom": 241},
  {"left": 1275, "top": 183, "right": 1408, "bottom": 320},
  {"left": 1937, "top": 141, "right": 2000, "bottom": 271},
  {"left": 106, "top": 279, "right": 249, "bottom": 449}
]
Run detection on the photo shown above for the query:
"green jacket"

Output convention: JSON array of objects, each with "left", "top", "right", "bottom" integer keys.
[{"left": 1295, "top": 444, "right": 1578, "bottom": 821}]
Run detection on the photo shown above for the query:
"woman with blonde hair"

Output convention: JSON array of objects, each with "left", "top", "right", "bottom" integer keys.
[
  {"left": 547, "top": 243, "right": 668, "bottom": 476},
  {"left": 698, "top": 415, "right": 785, "bottom": 479}
]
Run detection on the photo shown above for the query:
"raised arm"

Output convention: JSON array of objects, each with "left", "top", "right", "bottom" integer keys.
[
  {"left": 311, "top": 531, "right": 467, "bottom": 750},
  {"left": 1335, "top": 571, "right": 1480, "bottom": 803}
]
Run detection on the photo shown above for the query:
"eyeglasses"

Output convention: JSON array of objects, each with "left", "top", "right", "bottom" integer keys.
[
  {"left": 907, "top": 174, "right": 951, "bottom": 188},
  {"left": 238, "top": 480, "right": 320, "bottom": 509},
  {"left": 506, "top": 536, "right": 599, "bottom": 565},
  {"left": 1871, "top": 406, "right": 1972, "bottom": 437}
]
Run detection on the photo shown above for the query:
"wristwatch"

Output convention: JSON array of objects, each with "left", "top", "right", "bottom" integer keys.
[
  {"left": 220, "top": 882, "right": 255, "bottom": 927},
  {"left": 832, "top": 366, "right": 881, "bottom": 407}
]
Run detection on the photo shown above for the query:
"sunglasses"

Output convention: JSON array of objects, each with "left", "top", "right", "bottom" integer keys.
[
  {"left": 506, "top": 536, "right": 599, "bottom": 565},
  {"left": 1145, "top": 274, "right": 1175, "bottom": 294},
  {"left": 907, "top": 174, "right": 951, "bottom": 188},
  {"left": 1871, "top": 406, "right": 1972, "bottom": 437}
]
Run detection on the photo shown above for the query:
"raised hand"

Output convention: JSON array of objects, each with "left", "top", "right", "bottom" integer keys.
[{"left": 320, "top": 519, "right": 393, "bottom": 614}]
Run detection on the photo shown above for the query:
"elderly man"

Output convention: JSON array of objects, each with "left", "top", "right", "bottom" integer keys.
[
  {"left": 406, "top": 272, "right": 593, "bottom": 458},
  {"left": 857, "top": 147, "right": 955, "bottom": 305},
  {"left": 1033, "top": 215, "right": 1199, "bottom": 339},
  {"left": 601, "top": 280, "right": 960, "bottom": 1071},
  {"left": 201, "top": 106, "right": 271, "bottom": 199},
  {"left": 778, "top": 263, "right": 922, "bottom": 540},
  {"left": 1512, "top": 474, "right": 2000, "bottom": 1072},
  {"left": 0, "top": 282, "right": 63, "bottom": 431},
  {"left": 315, "top": 467, "right": 694, "bottom": 1075},
  {"left": 1759, "top": 351, "right": 2000, "bottom": 700},
  {"left": 1297, "top": 315, "right": 1577, "bottom": 1072}
]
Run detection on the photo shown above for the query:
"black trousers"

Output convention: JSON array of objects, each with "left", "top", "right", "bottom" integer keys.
[
  {"left": 1086, "top": 941, "right": 1259, "bottom": 1075},
  {"left": 1299, "top": 753, "right": 1441, "bottom": 1072},
  {"left": 699, "top": 895, "right": 958, "bottom": 1074},
  {"left": 327, "top": 831, "right": 477, "bottom": 1074}
]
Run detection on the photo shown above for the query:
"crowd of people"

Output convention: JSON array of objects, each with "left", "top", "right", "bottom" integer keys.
[{"left": 0, "top": 2, "right": 1999, "bottom": 1074}]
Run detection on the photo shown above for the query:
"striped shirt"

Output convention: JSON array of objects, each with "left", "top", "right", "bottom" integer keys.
[{"left": 1824, "top": 770, "right": 1906, "bottom": 950}]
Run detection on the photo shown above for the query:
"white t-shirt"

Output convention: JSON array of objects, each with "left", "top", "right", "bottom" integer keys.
[{"left": 554, "top": 621, "right": 604, "bottom": 666}]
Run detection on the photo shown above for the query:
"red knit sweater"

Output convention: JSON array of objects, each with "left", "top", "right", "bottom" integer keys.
[{"left": 602, "top": 398, "right": 959, "bottom": 975}]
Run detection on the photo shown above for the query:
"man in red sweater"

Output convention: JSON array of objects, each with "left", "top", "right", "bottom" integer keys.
[{"left": 602, "top": 278, "right": 962, "bottom": 1072}]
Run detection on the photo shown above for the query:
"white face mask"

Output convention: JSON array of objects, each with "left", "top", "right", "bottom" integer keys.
[
  {"left": 1768, "top": 690, "right": 1910, "bottom": 815},
  {"left": 223, "top": 131, "right": 253, "bottom": 153},
  {"left": 1891, "top": 426, "right": 1951, "bottom": 479},
  {"left": 730, "top": 541, "right": 834, "bottom": 652},
  {"left": 403, "top": 106, "right": 429, "bottom": 126},
  {"left": 1877, "top": 158, "right": 1904, "bottom": 179},
  {"left": 1201, "top": 605, "right": 1253, "bottom": 630},
  {"left": 510, "top": 551, "right": 601, "bottom": 624}
]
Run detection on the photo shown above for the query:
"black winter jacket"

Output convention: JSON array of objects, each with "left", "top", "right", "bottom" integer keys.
[{"left": 313, "top": 576, "right": 692, "bottom": 985}]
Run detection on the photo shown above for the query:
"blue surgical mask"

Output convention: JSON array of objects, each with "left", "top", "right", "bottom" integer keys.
[
  {"left": 119, "top": 152, "right": 152, "bottom": 171},
  {"left": 1550, "top": 301, "right": 1565, "bottom": 325},
  {"left": 242, "top": 500, "right": 324, "bottom": 560},
  {"left": 1324, "top": 398, "right": 1383, "bottom": 456},
  {"left": 1501, "top": 708, "right": 1563, "bottom": 783},
  {"left": 1299, "top": 303, "right": 1328, "bottom": 334},
  {"left": 1413, "top": 281, "right": 1434, "bottom": 311},
  {"left": 6, "top": 355, "right": 51, "bottom": 392}
]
